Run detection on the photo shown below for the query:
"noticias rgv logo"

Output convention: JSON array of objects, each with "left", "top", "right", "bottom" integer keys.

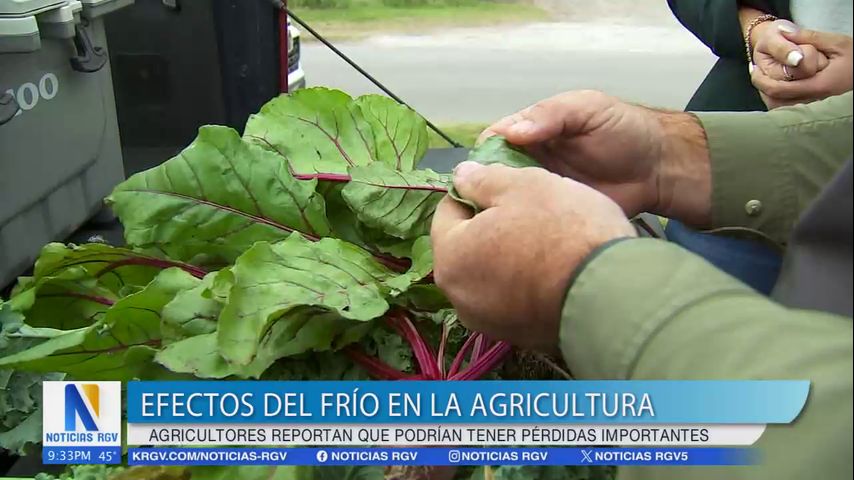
[
  {"left": 65, "top": 384, "right": 101, "bottom": 431},
  {"left": 43, "top": 382, "right": 122, "bottom": 445}
]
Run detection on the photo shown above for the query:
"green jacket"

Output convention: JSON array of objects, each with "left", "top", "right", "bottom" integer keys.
[
  {"left": 668, "top": 0, "right": 792, "bottom": 111},
  {"left": 560, "top": 92, "right": 853, "bottom": 480}
]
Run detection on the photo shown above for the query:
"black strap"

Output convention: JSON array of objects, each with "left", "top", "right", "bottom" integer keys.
[{"left": 271, "top": 0, "right": 463, "bottom": 148}]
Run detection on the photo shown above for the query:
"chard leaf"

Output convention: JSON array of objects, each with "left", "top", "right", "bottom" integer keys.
[
  {"left": 160, "top": 273, "right": 222, "bottom": 343},
  {"left": 468, "top": 135, "right": 541, "bottom": 169},
  {"left": 157, "top": 309, "right": 353, "bottom": 379},
  {"left": 154, "top": 333, "right": 227, "bottom": 378},
  {"left": 341, "top": 163, "right": 448, "bottom": 240},
  {"left": 3, "top": 243, "right": 198, "bottom": 330},
  {"left": 30, "top": 243, "right": 205, "bottom": 292},
  {"left": 107, "top": 126, "right": 331, "bottom": 264},
  {"left": 0, "top": 304, "right": 64, "bottom": 454},
  {"left": 450, "top": 135, "right": 540, "bottom": 211},
  {"left": 0, "top": 324, "right": 154, "bottom": 380},
  {"left": 244, "top": 88, "right": 427, "bottom": 174},
  {"left": 355, "top": 94, "right": 428, "bottom": 171},
  {"left": 384, "top": 236, "right": 434, "bottom": 293},
  {"left": 6, "top": 272, "right": 115, "bottom": 330},
  {"left": 0, "top": 406, "right": 42, "bottom": 454},
  {"left": 217, "top": 234, "right": 397, "bottom": 366},
  {"left": 188, "top": 465, "right": 301, "bottom": 480},
  {"left": 0, "top": 269, "right": 198, "bottom": 380}
]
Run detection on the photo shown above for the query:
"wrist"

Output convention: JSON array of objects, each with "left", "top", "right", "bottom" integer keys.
[
  {"left": 739, "top": 6, "right": 776, "bottom": 61},
  {"left": 653, "top": 111, "right": 712, "bottom": 226}
]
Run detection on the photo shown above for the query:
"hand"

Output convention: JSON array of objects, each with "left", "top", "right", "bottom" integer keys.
[
  {"left": 478, "top": 90, "right": 712, "bottom": 226},
  {"left": 752, "top": 20, "right": 829, "bottom": 82},
  {"left": 431, "top": 162, "right": 636, "bottom": 349},
  {"left": 752, "top": 29, "right": 853, "bottom": 109}
]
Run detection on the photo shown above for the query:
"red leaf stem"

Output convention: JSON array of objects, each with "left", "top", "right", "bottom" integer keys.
[
  {"left": 436, "top": 322, "right": 449, "bottom": 378},
  {"left": 450, "top": 341, "right": 512, "bottom": 381},
  {"left": 96, "top": 257, "right": 207, "bottom": 279},
  {"left": 386, "top": 311, "right": 441, "bottom": 380},
  {"left": 447, "top": 332, "right": 480, "bottom": 378},
  {"left": 39, "top": 292, "right": 115, "bottom": 307}
]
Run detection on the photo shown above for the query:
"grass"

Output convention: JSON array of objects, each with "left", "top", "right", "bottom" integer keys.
[
  {"left": 292, "top": 0, "right": 550, "bottom": 41},
  {"left": 428, "top": 123, "right": 489, "bottom": 148}
]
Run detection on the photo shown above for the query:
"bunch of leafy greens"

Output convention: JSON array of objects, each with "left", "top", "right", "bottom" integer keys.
[{"left": 0, "top": 88, "right": 604, "bottom": 480}]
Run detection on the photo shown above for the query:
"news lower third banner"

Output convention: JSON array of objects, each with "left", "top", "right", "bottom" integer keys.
[{"left": 45, "top": 380, "right": 808, "bottom": 465}]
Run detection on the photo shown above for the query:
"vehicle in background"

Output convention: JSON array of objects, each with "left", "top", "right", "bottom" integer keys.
[{"left": 288, "top": 18, "right": 306, "bottom": 91}]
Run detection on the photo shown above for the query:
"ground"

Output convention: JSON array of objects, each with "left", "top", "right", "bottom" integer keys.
[
  {"left": 429, "top": 123, "right": 487, "bottom": 148},
  {"left": 300, "top": 11, "right": 715, "bottom": 128},
  {"left": 294, "top": 0, "right": 550, "bottom": 42}
]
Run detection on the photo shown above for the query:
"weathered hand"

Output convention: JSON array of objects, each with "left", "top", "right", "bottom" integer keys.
[
  {"left": 478, "top": 90, "right": 712, "bottom": 226},
  {"left": 752, "top": 29, "right": 853, "bottom": 109},
  {"left": 431, "top": 162, "right": 636, "bottom": 349},
  {"left": 752, "top": 20, "right": 828, "bottom": 82}
]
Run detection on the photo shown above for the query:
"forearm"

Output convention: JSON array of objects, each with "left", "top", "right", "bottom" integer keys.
[
  {"left": 739, "top": 4, "right": 775, "bottom": 55},
  {"left": 652, "top": 92, "right": 853, "bottom": 243},
  {"left": 560, "top": 239, "right": 853, "bottom": 480}
]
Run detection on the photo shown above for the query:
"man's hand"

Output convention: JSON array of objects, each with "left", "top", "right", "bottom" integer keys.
[
  {"left": 752, "top": 29, "right": 853, "bottom": 109},
  {"left": 479, "top": 90, "right": 712, "bottom": 226},
  {"left": 431, "top": 162, "right": 636, "bottom": 349}
]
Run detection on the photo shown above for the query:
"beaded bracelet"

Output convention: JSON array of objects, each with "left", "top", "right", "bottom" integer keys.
[{"left": 745, "top": 14, "right": 778, "bottom": 65}]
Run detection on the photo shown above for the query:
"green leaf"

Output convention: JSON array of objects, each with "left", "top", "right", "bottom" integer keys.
[
  {"left": 107, "top": 126, "right": 331, "bottom": 264},
  {"left": 0, "top": 307, "right": 64, "bottom": 453},
  {"left": 467, "top": 135, "right": 541, "bottom": 169},
  {"left": 0, "top": 406, "right": 42, "bottom": 454},
  {"left": 244, "top": 88, "right": 427, "bottom": 174},
  {"left": 384, "top": 236, "right": 434, "bottom": 294},
  {"left": 188, "top": 465, "right": 298, "bottom": 480},
  {"left": 30, "top": 243, "right": 202, "bottom": 293},
  {"left": 355, "top": 94, "right": 428, "bottom": 171},
  {"left": 154, "top": 333, "right": 229, "bottom": 378},
  {"left": 449, "top": 135, "right": 540, "bottom": 211},
  {"left": 0, "top": 269, "right": 198, "bottom": 380},
  {"left": 160, "top": 273, "right": 222, "bottom": 343},
  {"left": 4, "top": 244, "right": 205, "bottom": 332},
  {"left": 157, "top": 309, "right": 354, "bottom": 379},
  {"left": 341, "top": 163, "right": 448, "bottom": 240},
  {"left": 217, "top": 234, "right": 397, "bottom": 366},
  {"left": 261, "top": 350, "right": 368, "bottom": 381}
]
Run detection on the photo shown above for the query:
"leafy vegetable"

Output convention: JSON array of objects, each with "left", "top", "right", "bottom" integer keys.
[
  {"left": 34, "top": 465, "right": 128, "bottom": 480},
  {"left": 448, "top": 135, "right": 539, "bottom": 212},
  {"left": 107, "top": 126, "right": 332, "bottom": 265},
  {"left": 0, "top": 87, "right": 602, "bottom": 480}
]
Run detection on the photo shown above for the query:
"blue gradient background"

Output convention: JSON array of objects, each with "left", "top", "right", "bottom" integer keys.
[{"left": 127, "top": 380, "right": 808, "bottom": 424}]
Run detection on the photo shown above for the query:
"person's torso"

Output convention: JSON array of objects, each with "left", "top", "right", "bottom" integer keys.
[
  {"left": 791, "top": 0, "right": 854, "bottom": 35},
  {"left": 773, "top": 159, "right": 853, "bottom": 318}
]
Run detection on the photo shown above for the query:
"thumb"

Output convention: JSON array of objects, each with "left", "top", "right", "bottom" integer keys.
[
  {"left": 762, "top": 23, "right": 805, "bottom": 66},
  {"left": 782, "top": 28, "right": 848, "bottom": 53},
  {"left": 452, "top": 162, "right": 515, "bottom": 210}
]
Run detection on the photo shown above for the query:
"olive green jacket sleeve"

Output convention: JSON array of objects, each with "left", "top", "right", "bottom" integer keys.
[
  {"left": 560, "top": 239, "right": 852, "bottom": 480},
  {"left": 694, "top": 92, "right": 853, "bottom": 244},
  {"left": 559, "top": 94, "right": 853, "bottom": 479}
]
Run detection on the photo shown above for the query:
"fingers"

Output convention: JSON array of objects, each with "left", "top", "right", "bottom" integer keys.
[
  {"left": 751, "top": 66, "right": 828, "bottom": 102},
  {"left": 480, "top": 90, "right": 615, "bottom": 146},
  {"left": 477, "top": 114, "right": 519, "bottom": 145},
  {"left": 751, "top": 67, "right": 807, "bottom": 100},
  {"left": 793, "top": 45, "right": 826, "bottom": 78},
  {"left": 430, "top": 195, "right": 472, "bottom": 242},
  {"left": 485, "top": 102, "right": 564, "bottom": 146},
  {"left": 782, "top": 28, "right": 852, "bottom": 53},
  {"left": 451, "top": 161, "right": 516, "bottom": 210},
  {"left": 758, "top": 23, "right": 805, "bottom": 67}
]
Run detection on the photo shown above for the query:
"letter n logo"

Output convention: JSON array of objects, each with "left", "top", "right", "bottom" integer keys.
[{"left": 65, "top": 384, "right": 99, "bottom": 431}]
